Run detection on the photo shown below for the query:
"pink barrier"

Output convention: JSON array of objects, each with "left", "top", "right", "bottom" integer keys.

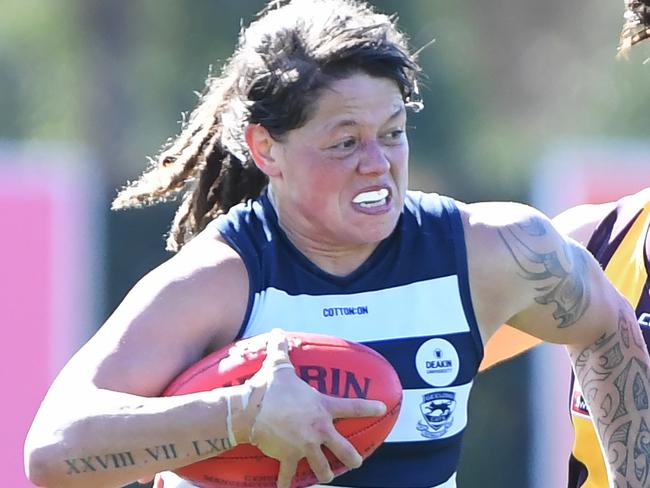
[{"left": 0, "top": 154, "right": 99, "bottom": 487}]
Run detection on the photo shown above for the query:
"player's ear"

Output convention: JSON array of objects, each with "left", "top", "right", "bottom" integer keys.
[{"left": 245, "top": 124, "right": 282, "bottom": 177}]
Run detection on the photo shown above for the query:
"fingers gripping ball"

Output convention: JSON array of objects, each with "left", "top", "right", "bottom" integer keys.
[{"left": 162, "top": 331, "right": 403, "bottom": 488}]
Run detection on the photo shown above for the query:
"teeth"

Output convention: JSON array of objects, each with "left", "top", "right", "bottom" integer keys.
[{"left": 353, "top": 188, "right": 389, "bottom": 205}]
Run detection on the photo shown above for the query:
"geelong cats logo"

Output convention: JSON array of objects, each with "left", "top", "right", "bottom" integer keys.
[{"left": 417, "top": 391, "right": 456, "bottom": 439}]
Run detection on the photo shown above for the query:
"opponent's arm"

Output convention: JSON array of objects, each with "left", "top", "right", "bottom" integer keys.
[{"left": 465, "top": 202, "right": 650, "bottom": 487}]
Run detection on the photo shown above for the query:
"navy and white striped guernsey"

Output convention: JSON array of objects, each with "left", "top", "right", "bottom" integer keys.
[{"left": 214, "top": 190, "right": 484, "bottom": 488}]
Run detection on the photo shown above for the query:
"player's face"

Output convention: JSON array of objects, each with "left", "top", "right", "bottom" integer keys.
[{"left": 269, "top": 73, "right": 409, "bottom": 247}]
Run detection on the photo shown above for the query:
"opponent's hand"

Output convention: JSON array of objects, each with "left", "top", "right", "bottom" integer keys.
[{"left": 245, "top": 329, "right": 387, "bottom": 488}]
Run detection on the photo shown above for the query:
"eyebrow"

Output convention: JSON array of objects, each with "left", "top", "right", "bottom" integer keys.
[{"left": 328, "top": 105, "right": 406, "bottom": 131}]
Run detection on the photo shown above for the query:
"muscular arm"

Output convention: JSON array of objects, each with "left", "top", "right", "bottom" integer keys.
[
  {"left": 465, "top": 202, "right": 650, "bottom": 487},
  {"left": 569, "top": 303, "right": 650, "bottom": 487},
  {"left": 479, "top": 201, "right": 616, "bottom": 371},
  {"left": 25, "top": 228, "right": 384, "bottom": 488},
  {"left": 24, "top": 232, "right": 250, "bottom": 487},
  {"left": 552, "top": 202, "right": 617, "bottom": 246}
]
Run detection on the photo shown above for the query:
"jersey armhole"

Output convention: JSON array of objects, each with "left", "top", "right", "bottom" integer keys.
[
  {"left": 439, "top": 196, "right": 484, "bottom": 365},
  {"left": 213, "top": 222, "right": 258, "bottom": 341}
]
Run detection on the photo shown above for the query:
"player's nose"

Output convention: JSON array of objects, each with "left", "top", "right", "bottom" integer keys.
[{"left": 357, "top": 140, "right": 390, "bottom": 175}]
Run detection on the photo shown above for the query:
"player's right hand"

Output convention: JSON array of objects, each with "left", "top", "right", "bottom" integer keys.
[{"left": 239, "top": 329, "right": 386, "bottom": 488}]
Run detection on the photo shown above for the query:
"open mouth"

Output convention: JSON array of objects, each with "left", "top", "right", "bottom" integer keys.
[{"left": 352, "top": 188, "right": 390, "bottom": 208}]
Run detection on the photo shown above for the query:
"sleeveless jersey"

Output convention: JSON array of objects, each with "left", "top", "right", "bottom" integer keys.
[
  {"left": 214, "top": 190, "right": 484, "bottom": 488},
  {"left": 567, "top": 188, "right": 650, "bottom": 488}
]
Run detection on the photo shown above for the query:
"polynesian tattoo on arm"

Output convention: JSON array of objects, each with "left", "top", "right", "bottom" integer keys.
[
  {"left": 571, "top": 305, "right": 650, "bottom": 488},
  {"left": 497, "top": 217, "right": 591, "bottom": 328},
  {"left": 498, "top": 217, "right": 650, "bottom": 486}
]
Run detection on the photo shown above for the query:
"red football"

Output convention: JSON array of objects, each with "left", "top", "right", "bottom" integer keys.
[{"left": 162, "top": 331, "right": 402, "bottom": 488}]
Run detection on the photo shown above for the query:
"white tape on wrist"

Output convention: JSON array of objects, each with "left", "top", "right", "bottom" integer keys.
[
  {"left": 225, "top": 394, "right": 237, "bottom": 448},
  {"left": 225, "top": 386, "right": 253, "bottom": 446},
  {"left": 240, "top": 386, "right": 251, "bottom": 410},
  {"left": 273, "top": 362, "right": 295, "bottom": 371}
]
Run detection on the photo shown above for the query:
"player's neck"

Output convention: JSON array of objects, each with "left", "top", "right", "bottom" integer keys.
[{"left": 266, "top": 185, "right": 380, "bottom": 277}]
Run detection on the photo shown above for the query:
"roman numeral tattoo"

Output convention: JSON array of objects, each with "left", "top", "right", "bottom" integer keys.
[
  {"left": 65, "top": 452, "right": 136, "bottom": 474},
  {"left": 144, "top": 443, "right": 178, "bottom": 461},
  {"left": 63, "top": 437, "right": 231, "bottom": 476}
]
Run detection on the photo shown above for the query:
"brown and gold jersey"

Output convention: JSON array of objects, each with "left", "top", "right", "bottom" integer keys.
[{"left": 568, "top": 188, "right": 650, "bottom": 488}]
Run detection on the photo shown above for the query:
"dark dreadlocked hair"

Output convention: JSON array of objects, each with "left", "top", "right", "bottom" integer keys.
[
  {"left": 112, "top": 0, "right": 422, "bottom": 251},
  {"left": 619, "top": 0, "right": 650, "bottom": 55}
]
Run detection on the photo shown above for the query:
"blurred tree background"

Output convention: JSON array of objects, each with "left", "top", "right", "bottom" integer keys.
[{"left": 2, "top": 1, "right": 648, "bottom": 486}]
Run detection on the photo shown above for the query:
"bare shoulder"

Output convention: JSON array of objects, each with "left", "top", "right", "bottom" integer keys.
[
  {"left": 458, "top": 201, "right": 590, "bottom": 342},
  {"left": 458, "top": 200, "right": 621, "bottom": 349},
  {"left": 162, "top": 222, "right": 248, "bottom": 296},
  {"left": 458, "top": 200, "right": 560, "bottom": 272},
  {"left": 552, "top": 202, "right": 616, "bottom": 245},
  {"left": 458, "top": 200, "right": 541, "bottom": 226},
  {"left": 54, "top": 225, "right": 249, "bottom": 397},
  {"left": 130, "top": 224, "right": 248, "bottom": 338},
  {"left": 456, "top": 202, "right": 548, "bottom": 337}
]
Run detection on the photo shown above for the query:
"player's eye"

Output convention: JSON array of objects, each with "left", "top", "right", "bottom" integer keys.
[
  {"left": 331, "top": 138, "right": 358, "bottom": 151},
  {"left": 382, "top": 129, "right": 405, "bottom": 145}
]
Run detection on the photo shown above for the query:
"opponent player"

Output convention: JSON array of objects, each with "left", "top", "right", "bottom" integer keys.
[
  {"left": 618, "top": 0, "right": 650, "bottom": 55},
  {"left": 24, "top": 1, "right": 650, "bottom": 488},
  {"left": 480, "top": 188, "right": 650, "bottom": 487},
  {"left": 480, "top": 12, "right": 650, "bottom": 485}
]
